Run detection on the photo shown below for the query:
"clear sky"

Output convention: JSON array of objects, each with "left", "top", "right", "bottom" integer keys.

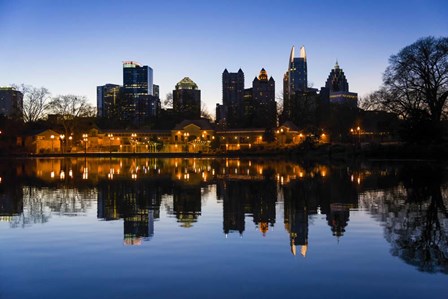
[{"left": 0, "top": 0, "right": 447, "bottom": 115}]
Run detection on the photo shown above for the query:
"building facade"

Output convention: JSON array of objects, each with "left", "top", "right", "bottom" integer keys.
[
  {"left": 0, "top": 87, "right": 23, "bottom": 119},
  {"left": 173, "top": 77, "right": 201, "bottom": 120},
  {"left": 282, "top": 46, "right": 312, "bottom": 123},
  {"left": 97, "top": 84, "right": 121, "bottom": 119},
  {"left": 251, "top": 68, "right": 276, "bottom": 128},
  {"left": 219, "top": 69, "right": 245, "bottom": 128},
  {"left": 323, "top": 61, "right": 358, "bottom": 107}
]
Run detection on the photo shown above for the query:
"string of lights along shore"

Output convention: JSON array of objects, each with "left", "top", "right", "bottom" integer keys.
[{"left": 95, "top": 45, "right": 358, "bottom": 130}]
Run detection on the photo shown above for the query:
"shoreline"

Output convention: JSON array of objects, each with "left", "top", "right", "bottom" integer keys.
[{"left": 1, "top": 142, "right": 447, "bottom": 162}]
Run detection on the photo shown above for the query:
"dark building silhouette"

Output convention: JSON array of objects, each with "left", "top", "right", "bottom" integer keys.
[
  {"left": 251, "top": 68, "right": 276, "bottom": 128},
  {"left": 217, "top": 68, "right": 277, "bottom": 129},
  {"left": 173, "top": 77, "right": 201, "bottom": 120},
  {"left": 172, "top": 184, "right": 202, "bottom": 228},
  {"left": 217, "top": 181, "right": 246, "bottom": 235},
  {"left": 283, "top": 181, "right": 308, "bottom": 257},
  {"left": 97, "top": 180, "right": 162, "bottom": 245},
  {"left": 326, "top": 203, "right": 350, "bottom": 238},
  {"left": 153, "top": 84, "right": 160, "bottom": 98},
  {"left": 217, "top": 69, "right": 245, "bottom": 128},
  {"left": 0, "top": 87, "right": 23, "bottom": 120},
  {"left": 248, "top": 179, "right": 277, "bottom": 236},
  {"left": 323, "top": 61, "right": 358, "bottom": 107}
]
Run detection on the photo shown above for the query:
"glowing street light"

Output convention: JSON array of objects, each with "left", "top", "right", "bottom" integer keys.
[
  {"left": 50, "top": 135, "right": 55, "bottom": 153},
  {"left": 60, "top": 134, "right": 65, "bottom": 153},
  {"left": 108, "top": 133, "right": 114, "bottom": 154},
  {"left": 82, "top": 134, "right": 88, "bottom": 154}
]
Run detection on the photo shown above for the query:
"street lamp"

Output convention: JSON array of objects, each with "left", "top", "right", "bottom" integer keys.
[
  {"left": 60, "top": 134, "right": 65, "bottom": 153},
  {"left": 131, "top": 133, "right": 137, "bottom": 153},
  {"left": 68, "top": 135, "right": 73, "bottom": 152},
  {"left": 82, "top": 134, "right": 88, "bottom": 154},
  {"left": 50, "top": 135, "right": 55, "bottom": 153},
  {"left": 108, "top": 133, "right": 114, "bottom": 154},
  {"left": 356, "top": 126, "right": 361, "bottom": 144}
]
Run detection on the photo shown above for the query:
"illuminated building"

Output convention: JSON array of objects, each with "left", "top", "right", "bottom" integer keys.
[
  {"left": 122, "top": 61, "right": 157, "bottom": 124},
  {"left": 0, "top": 87, "right": 23, "bottom": 119},
  {"left": 283, "top": 182, "right": 309, "bottom": 257},
  {"left": 285, "top": 46, "right": 308, "bottom": 96},
  {"left": 97, "top": 84, "right": 121, "bottom": 118},
  {"left": 123, "top": 61, "right": 153, "bottom": 96},
  {"left": 281, "top": 46, "right": 319, "bottom": 125},
  {"left": 323, "top": 61, "right": 358, "bottom": 107},
  {"left": 173, "top": 77, "right": 201, "bottom": 119}
]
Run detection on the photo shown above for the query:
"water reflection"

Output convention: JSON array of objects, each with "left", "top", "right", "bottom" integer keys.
[
  {"left": 360, "top": 164, "right": 448, "bottom": 274},
  {"left": 0, "top": 158, "right": 447, "bottom": 273}
]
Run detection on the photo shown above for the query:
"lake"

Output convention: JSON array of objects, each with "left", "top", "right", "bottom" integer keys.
[{"left": 0, "top": 157, "right": 447, "bottom": 298}]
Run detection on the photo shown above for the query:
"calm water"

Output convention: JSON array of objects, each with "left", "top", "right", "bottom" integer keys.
[{"left": 0, "top": 158, "right": 447, "bottom": 299}]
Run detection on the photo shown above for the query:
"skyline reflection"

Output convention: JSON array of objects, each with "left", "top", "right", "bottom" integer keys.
[{"left": 0, "top": 158, "right": 446, "bottom": 273}]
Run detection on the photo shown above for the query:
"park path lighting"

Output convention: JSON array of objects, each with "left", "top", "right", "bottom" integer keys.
[
  {"left": 50, "top": 134, "right": 55, "bottom": 153},
  {"left": 131, "top": 133, "right": 137, "bottom": 153},
  {"left": 356, "top": 126, "right": 361, "bottom": 144},
  {"left": 60, "top": 134, "right": 65, "bottom": 153},
  {"left": 107, "top": 133, "right": 114, "bottom": 154},
  {"left": 82, "top": 134, "right": 88, "bottom": 154}
]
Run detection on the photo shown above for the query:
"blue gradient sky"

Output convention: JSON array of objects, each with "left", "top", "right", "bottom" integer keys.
[{"left": 0, "top": 0, "right": 447, "bottom": 114}]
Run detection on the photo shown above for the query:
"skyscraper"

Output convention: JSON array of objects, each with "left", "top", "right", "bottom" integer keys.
[
  {"left": 97, "top": 84, "right": 121, "bottom": 118},
  {"left": 219, "top": 69, "right": 245, "bottom": 128},
  {"left": 285, "top": 46, "right": 307, "bottom": 97},
  {"left": 282, "top": 46, "right": 310, "bottom": 122},
  {"left": 0, "top": 87, "right": 23, "bottom": 120},
  {"left": 123, "top": 61, "right": 153, "bottom": 96},
  {"left": 173, "top": 77, "right": 201, "bottom": 119},
  {"left": 324, "top": 61, "right": 358, "bottom": 107},
  {"left": 122, "top": 61, "right": 157, "bottom": 124},
  {"left": 252, "top": 68, "right": 276, "bottom": 128}
]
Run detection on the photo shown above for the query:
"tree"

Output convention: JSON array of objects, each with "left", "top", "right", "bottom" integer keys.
[
  {"left": 200, "top": 103, "right": 213, "bottom": 121},
  {"left": 163, "top": 92, "right": 173, "bottom": 108},
  {"left": 377, "top": 37, "right": 448, "bottom": 123},
  {"left": 12, "top": 84, "right": 51, "bottom": 122},
  {"left": 48, "top": 95, "right": 95, "bottom": 136}
]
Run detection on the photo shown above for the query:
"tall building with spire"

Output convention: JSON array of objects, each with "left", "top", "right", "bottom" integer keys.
[
  {"left": 281, "top": 45, "right": 319, "bottom": 126},
  {"left": 252, "top": 68, "right": 276, "bottom": 128},
  {"left": 286, "top": 46, "right": 308, "bottom": 96},
  {"left": 323, "top": 61, "right": 358, "bottom": 107}
]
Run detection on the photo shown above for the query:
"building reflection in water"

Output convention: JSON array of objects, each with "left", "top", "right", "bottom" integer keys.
[{"left": 0, "top": 157, "right": 447, "bottom": 272}]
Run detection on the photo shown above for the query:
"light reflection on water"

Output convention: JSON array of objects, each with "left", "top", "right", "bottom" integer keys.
[{"left": 0, "top": 158, "right": 447, "bottom": 298}]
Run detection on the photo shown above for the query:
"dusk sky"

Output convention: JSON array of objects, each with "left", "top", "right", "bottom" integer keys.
[{"left": 1, "top": 0, "right": 447, "bottom": 115}]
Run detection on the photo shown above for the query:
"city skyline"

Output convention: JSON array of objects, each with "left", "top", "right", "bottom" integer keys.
[{"left": 1, "top": 0, "right": 447, "bottom": 113}]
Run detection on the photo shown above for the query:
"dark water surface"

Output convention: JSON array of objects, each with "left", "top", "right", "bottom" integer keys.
[{"left": 0, "top": 158, "right": 447, "bottom": 299}]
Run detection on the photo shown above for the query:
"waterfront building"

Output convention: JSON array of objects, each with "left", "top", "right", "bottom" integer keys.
[
  {"left": 173, "top": 77, "right": 201, "bottom": 119},
  {"left": 0, "top": 87, "right": 23, "bottom": 119}
]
